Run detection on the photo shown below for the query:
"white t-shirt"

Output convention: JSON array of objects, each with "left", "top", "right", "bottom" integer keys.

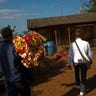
[{"left": 68, "top": 38, "right": 93, "bottom": 65}]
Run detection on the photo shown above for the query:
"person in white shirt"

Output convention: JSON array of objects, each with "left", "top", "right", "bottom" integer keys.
[{"left": 67, "top": 28, "right": 93, "bottom": 96}]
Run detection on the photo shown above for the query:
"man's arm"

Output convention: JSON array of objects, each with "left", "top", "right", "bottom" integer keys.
[
  {"left": 87, "top": 43, "right": 93, "bottom": 61},
  {"left": 67, "top": 43, "right": 73, "bottom": 70}
]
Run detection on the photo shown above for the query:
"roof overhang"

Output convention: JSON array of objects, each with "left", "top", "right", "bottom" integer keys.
[{"left": 27, "top": 12, "right": 96, "bottom": 29}]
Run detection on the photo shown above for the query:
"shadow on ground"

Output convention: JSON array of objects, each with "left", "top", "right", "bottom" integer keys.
[
  {"left": 60, "top": 74, "right": 96, "bottom": 96},
  {"left": 63, "top": 88, "right": 80, "bottom": 96},
  {"left": 86, "top": 74, "right": 96, "bottom": 93},
  {"left": 31, "top": 57, "right": 66, "bottom": 86},
  {"left": 60, "top": 82, "right": 80, "bottom": 96}
]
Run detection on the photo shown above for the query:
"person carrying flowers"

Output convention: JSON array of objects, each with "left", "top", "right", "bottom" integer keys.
[{"left": 0, "top": 26, "right": 31, "bottom": 96}]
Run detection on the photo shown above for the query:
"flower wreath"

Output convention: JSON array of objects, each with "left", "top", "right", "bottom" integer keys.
[{"left": 13, "top": 33, "right": 44, "bottom": 68}]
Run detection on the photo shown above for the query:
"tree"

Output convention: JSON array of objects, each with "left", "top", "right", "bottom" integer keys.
[
  {"left": 88, "top": 0, "right": 96, "bottom": 12},
  {"left": 80, "top": 0, "right": 96, "bottom": 13}
]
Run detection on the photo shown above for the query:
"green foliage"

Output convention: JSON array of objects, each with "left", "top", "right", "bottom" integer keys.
[{"left": 88, "top": 0, "right": 96, "bottom": 12}]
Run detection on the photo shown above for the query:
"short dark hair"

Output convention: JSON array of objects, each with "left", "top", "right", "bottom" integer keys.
[
  {"left": 74, "top": 28, "right": 81, "bottom": 37},
  {"left": 1, "top": 26, "right": 12, "bottom": 39}
]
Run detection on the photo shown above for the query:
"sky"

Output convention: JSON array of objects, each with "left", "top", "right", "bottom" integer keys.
[{"left": 0, "top": 0, "right": 89, "bottom": 34}]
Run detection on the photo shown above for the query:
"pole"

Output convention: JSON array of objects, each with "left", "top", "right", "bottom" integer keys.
[
  {"left": 55, "top": 30, "right": 58, "bottom": 50},
  {"left": 68, "top": 27, "right": 71, "bottom": 45},
  {"left": 60, "top": 0, "right": 63, "bottom": 16}
]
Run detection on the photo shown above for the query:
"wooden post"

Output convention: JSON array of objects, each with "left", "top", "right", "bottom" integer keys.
[
  {"left": 68, "top": 27, "right": 71, "bottom": 45},
  {"left": 93, "top": 24, "right": 96, "bottom": 47},
  {"left": 55, "top": 30, "right": 58, "bottom": 50}
]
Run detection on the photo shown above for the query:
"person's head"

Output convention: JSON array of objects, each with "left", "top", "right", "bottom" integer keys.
[
  {"left": 1, "top": 26, "right": 13, "bottom": 40},
  {"left": 74, "top": 28, "right": 81, "bottom": 39}
]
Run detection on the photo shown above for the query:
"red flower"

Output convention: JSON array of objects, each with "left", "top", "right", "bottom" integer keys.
[{"left": 13, "top": 33, "right": 44, "bottom": 68}]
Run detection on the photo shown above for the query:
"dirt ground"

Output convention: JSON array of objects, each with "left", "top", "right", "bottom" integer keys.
[
  {"left": 31, "top": 49, "right": 96, "bottom": 96},
  {"left": 0, "top": 50, "right": 96, "bottom": 96}
]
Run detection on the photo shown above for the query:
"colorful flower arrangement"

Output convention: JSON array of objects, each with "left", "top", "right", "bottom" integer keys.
[{"left": 13, "top": 32, "right": 44, "bottom": 68}]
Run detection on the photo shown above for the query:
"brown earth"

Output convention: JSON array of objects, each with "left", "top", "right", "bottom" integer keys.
[
  {"left": 31, "top": 50, "right": 96, "bottom": 96},
  {"left": 0, "top": 50, "right": 96, "bottom": 96}
]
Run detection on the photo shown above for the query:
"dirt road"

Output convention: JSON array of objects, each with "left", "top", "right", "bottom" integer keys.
[
  {"left": 32, "top": 52, "right": 96, "bottom": 96},
  {"left": 0, "top": 52, "right": 96, "bottom": 96}
]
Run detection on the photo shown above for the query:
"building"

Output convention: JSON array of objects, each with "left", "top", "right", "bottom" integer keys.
[{"left": 27, "top": 12, "right": 96, "bottom": 51}]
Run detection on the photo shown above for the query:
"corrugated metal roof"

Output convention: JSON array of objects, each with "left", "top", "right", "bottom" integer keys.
[{"left": 27, "top": 12, "right": 96, "bottom": 29}]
